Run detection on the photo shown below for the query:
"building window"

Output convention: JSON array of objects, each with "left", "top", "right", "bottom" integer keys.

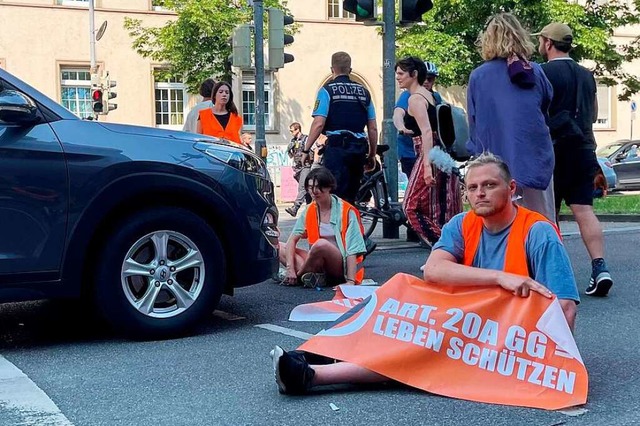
[
  {"left": 60, "top": 68, "right": 94, "bottom": 119},
  {"left": 241, "top": 71, "right": 275, "bottom": 131},
  {"left": 328, "top": 0, "right": 355, "bottom": 19},
  {"left": 154, "top": 72, "right": 188, "bottom": 130},
  {"left": 152, "top": 0, "right": 168, "bottom": 11},
  {"left": 58, "top": 0, "right": 89, "bottom": 7},
  {"left": 595, "top": 83, "right": 612, "bottom": 129}
]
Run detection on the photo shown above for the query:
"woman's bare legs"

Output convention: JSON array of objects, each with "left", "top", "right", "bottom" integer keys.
[
  {"left": 298, "top": 239, "right": 344, "bottom": 278},
  {"left": 278, "top": 242, "right": 307, "bottom": 272}
]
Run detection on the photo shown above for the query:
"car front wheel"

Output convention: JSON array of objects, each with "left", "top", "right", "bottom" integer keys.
[{"left": 94, "top": 207, "right": 225, "bottom": 339}]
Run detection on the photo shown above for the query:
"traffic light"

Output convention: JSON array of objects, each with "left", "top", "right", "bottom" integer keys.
[
  {"left": 103, "top": 73, "right": 117, "bottom": 113},
  {"left": 232, "top": 24, "right": 252, "bottom": 69},
  {"left": 91, "top": 87, "right": 104, "bottom": 114},
  {"left": 400, "top": 0, "right": 434, "bottom": 25},
  {"left": 343, "top": 0, "right": 376, "bottom": 22},
  {"left": 268, "top": 8, "right": 295, "bottom": 70}
]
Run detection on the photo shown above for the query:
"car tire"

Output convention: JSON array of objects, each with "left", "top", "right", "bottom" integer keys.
[{"left": 93, "top": 207, "right": 225, "bottom": 339}]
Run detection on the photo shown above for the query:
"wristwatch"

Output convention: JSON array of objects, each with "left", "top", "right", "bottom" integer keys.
[{"left": 301, "top": 148, "right": 310, "bottom": 154}]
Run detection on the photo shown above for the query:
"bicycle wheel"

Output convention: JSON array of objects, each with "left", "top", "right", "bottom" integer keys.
[{"left": 355, "top": 187, "right": 379, "bottom": 239}]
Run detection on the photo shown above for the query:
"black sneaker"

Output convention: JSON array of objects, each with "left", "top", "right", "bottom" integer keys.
[
  {"left": 585, "top": 262, "right": 613, "bottom": 297},
  {"left": 285, "top": 207, "right": 297, "bottom": 217},
  {"left": 270, "top": 346, "right": 315, "bottom": 395}
]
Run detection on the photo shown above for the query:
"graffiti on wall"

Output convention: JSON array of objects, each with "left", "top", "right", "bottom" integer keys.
[{"left": 266, "top": 145, "right": 293, "bottom": 168}]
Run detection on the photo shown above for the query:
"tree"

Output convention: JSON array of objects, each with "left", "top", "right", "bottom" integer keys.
[
  {"left": 124, "top": 0, "right": 292, "bottom": 92},
  {"left": 397, "top": 0, "right": 640, "bottom": 100}
]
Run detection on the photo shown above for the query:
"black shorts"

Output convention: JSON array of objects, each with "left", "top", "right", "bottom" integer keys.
[{"left": 553, "top": 148, "right": 599, "bottom": 208}]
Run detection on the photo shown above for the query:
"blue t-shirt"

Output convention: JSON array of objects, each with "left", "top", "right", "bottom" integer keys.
[
  {"left": 313, "top": 86, "right": 376, "bottom": 139},
  {"left": 394, "top": 91, "right": 415, "bottom": 160},
  {"left": 466, "top": 59, "right": 555, "bottom": 190},
  {"left": 432, "top": 212, "right": 580, "bottom": 302}
]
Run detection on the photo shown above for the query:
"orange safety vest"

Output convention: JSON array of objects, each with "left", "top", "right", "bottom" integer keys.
[
  {"left": 198, "top": 109, "right": 243, "bottom": 145},
  {"left": 461, "top": 206, "right": 560, "bottom": 276},
  {"left": 305, "top": 200, "right": 366, "bottom": 284}
]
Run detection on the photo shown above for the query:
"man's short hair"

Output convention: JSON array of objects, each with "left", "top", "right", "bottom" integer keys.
[
  {"left": 331, "top": 52, "right": 352, "bottom": 74},
  {"left": 305, "top": 167, "right": 337, "bottom": 192},
  {"left": 199, "top": 78, "right": 216, "bottom": 98},
  {"left": 551, "top": 39, "right": 572, "bottom": 53},
  {"left": 466, "top": 152, "right": 513, "bottom": 184},
  {"left": 290, "top": 122, "right": 302, "bottom": 131}
]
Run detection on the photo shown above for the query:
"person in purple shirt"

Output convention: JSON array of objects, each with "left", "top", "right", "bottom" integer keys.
[{"left": 466, "top": 12, "right": 556, "bottom": 222}]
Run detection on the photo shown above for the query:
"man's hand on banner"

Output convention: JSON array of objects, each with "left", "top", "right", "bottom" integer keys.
[{"left": 497, "top": 273, "right": 554, "bottom": 298}]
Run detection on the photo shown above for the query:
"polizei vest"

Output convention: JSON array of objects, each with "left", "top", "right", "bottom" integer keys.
[{"left": 323, "top": 75, "right": 371, "bottom": 134}]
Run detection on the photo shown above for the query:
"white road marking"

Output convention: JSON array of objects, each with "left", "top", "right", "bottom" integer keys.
[
  {"left": 255, "top": 323, "right": 313, "bottom": 340},
  {"left": 562, "top": 226, "right": 640, "bottom": 237},
  {"left": 0, "top": 355, "right": 73, "bottom": 426},
  {"left": 212, "top": 310, "right": 246, "bottom": 321}
]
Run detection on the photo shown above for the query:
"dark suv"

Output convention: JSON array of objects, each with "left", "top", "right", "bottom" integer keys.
[{"left": 0, "top": 69, "right": 279, "bottom": 338}]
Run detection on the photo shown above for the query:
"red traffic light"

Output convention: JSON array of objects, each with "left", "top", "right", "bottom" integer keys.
[{"left": 92, "top": 89, "right": 103, "bottom": 101}]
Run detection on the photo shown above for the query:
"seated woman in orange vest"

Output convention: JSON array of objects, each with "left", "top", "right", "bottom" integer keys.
[
  {"left": 278, "top": 167, "right": 366, "bottom": 287},
  {"left": 197, "top": 81, "right": 243, "bottom": 146}
]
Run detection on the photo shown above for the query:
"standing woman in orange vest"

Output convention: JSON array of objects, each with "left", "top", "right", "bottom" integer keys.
[
  {"left": 197, "top": 81, "right": 244, "bottom": 146},
  {"left": 278, "top": 167, "right": 366, "bottom": 287}
]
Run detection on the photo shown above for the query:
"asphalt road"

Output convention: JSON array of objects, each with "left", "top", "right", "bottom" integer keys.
[{"left": 0, "top": 224, "right": 638, "bottom": 425}]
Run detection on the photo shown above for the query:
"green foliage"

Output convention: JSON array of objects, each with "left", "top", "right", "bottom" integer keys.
[
  {"left": 397, "top": 0, "right": 640, "bottom": 99},
  {"left": 124, "top": 0, "right": 293, "bottom": 93}
]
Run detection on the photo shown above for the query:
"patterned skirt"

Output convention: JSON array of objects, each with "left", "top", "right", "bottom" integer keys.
[{"left": 403, "top": 135, "right": 463, "bottom": 245}]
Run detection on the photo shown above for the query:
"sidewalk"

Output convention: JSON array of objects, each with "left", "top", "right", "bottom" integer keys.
[{"left": 276, "top": 203, "right": 640, "bottom": 250}]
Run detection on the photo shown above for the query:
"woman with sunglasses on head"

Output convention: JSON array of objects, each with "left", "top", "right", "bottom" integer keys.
[
  {"left": 277, "top": 167, "right": 367, "bottom": 288},
  {"left": 197, "top": 81, "right": 244, "bottom": 147},
  {"left": 395, "top": 57, "right": 462, "bottom": 248}
]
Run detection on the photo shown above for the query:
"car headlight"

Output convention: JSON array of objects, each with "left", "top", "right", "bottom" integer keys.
[{"left": 195, "top": 142, "right": 267, "bottom": 178}]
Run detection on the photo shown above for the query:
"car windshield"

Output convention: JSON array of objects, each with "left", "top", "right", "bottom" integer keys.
[{"left": 597, "top": 143, "right": 625, "bottom": 157}]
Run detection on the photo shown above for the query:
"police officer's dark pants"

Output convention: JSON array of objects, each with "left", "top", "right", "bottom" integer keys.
[
  {"left": 323, "top": 134, "right": 368, "bottom": 204},
  {"left": 292, "top": 166, "right": 311, "bottom": 211}
]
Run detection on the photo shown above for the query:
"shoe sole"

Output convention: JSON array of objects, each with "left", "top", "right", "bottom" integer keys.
[
  {"left": 300, "top": 273, "right": 326, "bottom": 288},
  {"left": 585, "top": 274, "right": 613, "bottom": 297},
  {"left": 270, "top": 345, "right": 287, "bottom": 394}
]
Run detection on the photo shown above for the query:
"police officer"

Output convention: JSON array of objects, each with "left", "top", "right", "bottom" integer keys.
[{"left": 301, "top": 51, "right": 377, "bottom": 204}]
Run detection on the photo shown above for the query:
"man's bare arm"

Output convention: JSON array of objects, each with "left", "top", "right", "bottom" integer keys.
[
  {"left": 304, "top": 116, "right": 326, "bottom": 151},
  {"left": 366, "top": 118, "right": 378, "bottom": 159},
  {"left": 423, "top": 249, "right": 553, "bottom": 298}
]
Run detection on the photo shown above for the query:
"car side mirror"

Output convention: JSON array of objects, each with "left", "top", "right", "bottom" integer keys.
[{"left": 0, "top": 89, "right": 39, "bottom": 126}]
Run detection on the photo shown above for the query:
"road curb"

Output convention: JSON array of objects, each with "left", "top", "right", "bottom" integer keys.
[{"left": 559, "top": 214, "right": 640, "bottom": 222}]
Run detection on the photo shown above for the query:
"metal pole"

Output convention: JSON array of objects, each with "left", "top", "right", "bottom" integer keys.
[
  {"left": 253, "top": 0, "right": 267, "bottom": 161},
  {"left": 89, "top": 0, "right": 97, "bottom": 74},
  {"left": 382, "top": 0, "right": 399, "bottom": 239}
]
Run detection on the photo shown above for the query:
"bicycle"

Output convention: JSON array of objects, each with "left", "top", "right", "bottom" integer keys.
[
  {"left": 355, "top": 145, "right": 469, "bottom": 239},
  {"left": 354, "top": 145, "right": 407, "bottom": 238}
]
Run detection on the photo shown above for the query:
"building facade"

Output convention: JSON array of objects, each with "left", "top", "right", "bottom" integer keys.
[{"left": 0, "top": 0, "right": 636, "bottom": 154}]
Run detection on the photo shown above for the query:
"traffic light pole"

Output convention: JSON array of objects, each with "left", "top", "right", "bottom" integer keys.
[
  {"left": 253, "top": 0, "right": 267, "bottom": 161},
  {"left": 382, "top": 0, "right": 399, "bottom": 239},
  {"left": 89, "top": 0, "right": 97, "bottom": 74}
]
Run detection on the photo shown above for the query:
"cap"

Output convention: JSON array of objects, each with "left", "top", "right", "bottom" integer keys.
[{"left": 532, "top": 23, "right": 573, "bottom": 43}]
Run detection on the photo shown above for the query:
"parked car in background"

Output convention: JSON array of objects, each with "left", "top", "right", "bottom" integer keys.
[
  {"left": 0, "top": 68, "right": 279, "bottom": 339},
  {"left": 597, "top": 139, "right": 640, "bottom": 190},
  {"left": 595, "top": 157, "right": 617, "bottom": 196}
]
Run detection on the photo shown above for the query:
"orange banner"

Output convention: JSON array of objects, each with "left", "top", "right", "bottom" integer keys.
[{"left": 299, "top": 273, "right": 588, "bottom": 410}]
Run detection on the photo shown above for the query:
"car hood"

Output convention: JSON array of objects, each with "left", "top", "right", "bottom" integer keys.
[{"left": 97, "top": 122, "right": 228, "bottom": 145}]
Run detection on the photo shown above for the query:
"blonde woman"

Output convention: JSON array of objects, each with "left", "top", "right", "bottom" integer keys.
[{"left": 466, "top": 12, "right": 556, "bottom": 222}]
